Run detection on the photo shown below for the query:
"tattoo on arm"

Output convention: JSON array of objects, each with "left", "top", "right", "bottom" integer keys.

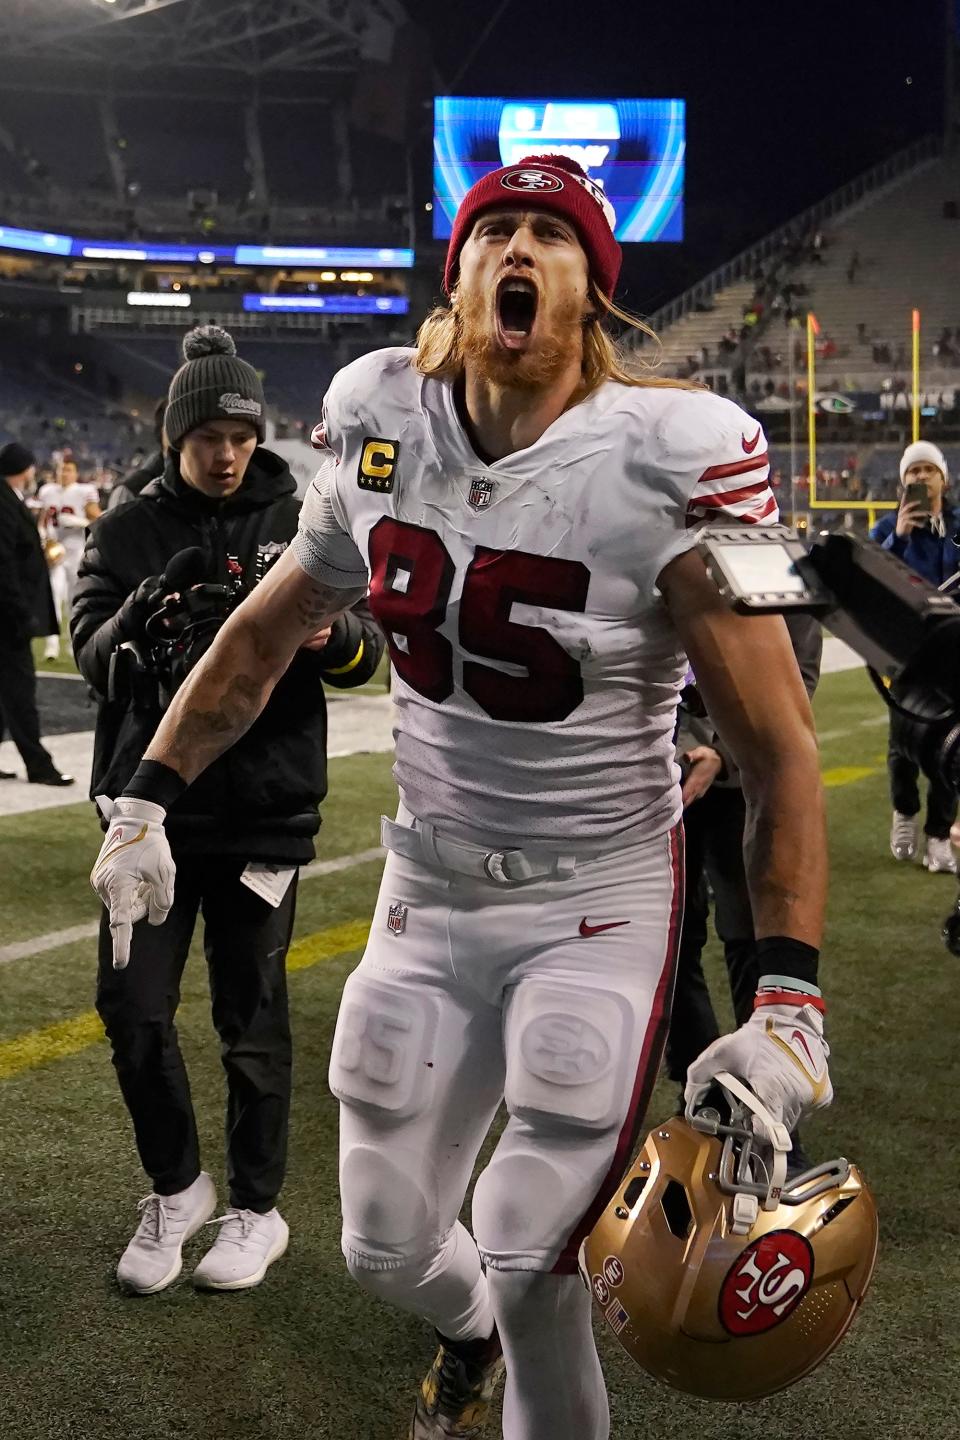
[
  {"left": 146, "top": 616, "right": 287, "bottom": 782},
  {"left": 294, "top": 580, "right": 350, "bottom": 632},
  {"left": 148, "top": 645, "right": 270, "bottom": 782},
  {"left": 146, "top": 583, "right": 363, "bottom": 783}
]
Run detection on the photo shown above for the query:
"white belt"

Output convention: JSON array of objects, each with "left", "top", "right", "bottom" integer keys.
[{"left": 380, "top": 813, "right": 578, "bottom": 886}]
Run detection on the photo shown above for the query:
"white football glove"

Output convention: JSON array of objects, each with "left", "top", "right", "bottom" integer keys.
[
  {"left": 684, "top": 1003, "right": 833, "bottom": 1142},
  {"left": 91, "top": 796, "right": 176, "bottom": 970}
]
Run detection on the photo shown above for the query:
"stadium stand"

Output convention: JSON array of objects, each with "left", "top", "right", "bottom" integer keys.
[
  {"left": 116, "top": 97, "right": 250, "bottom": 205},
  {"left": 630, "top": 137, "right": 960, "bottom": 396},
  {"left": 768, "top": 150, "right": 960, "bottom": 383},
  {"left": 0, "top": 85, "right": 409, "bottom": 245}
]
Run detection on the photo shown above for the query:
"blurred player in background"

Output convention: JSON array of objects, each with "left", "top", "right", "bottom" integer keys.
[
  {"left": 92, "top": 157, "right": 832, "bottom": 1440},
  {"left": 38, "top": 455, "right": 102, "bottom": 658}
]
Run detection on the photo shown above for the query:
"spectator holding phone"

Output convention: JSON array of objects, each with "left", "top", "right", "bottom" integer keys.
[{"left": 870, "top": 441, "right": 960, "bottom": 871}]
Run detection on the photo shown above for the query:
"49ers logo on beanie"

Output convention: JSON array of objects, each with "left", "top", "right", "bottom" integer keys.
[
  {"left": 444, "top": 153, "right": 622, "bottom": 299},
  {"left": 501, "top": 168, "right": 564, "bottom": 193}
]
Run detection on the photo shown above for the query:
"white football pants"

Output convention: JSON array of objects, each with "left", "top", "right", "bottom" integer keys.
[
  {"left": 48, "top": 557, "right": 80, "bottom": 630},
  {"left": 329, "top": 816, "right": 683, "bottom": 1440}
]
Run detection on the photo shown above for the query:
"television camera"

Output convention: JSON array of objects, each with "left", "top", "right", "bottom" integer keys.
[
  {"left": 107, "top": 546, "right": 246, "bottom": 713},
  {"left": 696, "top": 525, "right": 960, "bottom": 952}
]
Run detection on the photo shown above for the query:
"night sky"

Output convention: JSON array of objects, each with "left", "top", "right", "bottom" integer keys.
[{"left": 408, "top": 0, "right": 948, "bottom": 308}]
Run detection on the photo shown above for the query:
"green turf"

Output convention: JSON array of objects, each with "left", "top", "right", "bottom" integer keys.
[
  {"left": 2, "top": 668, "right": 959, "bottom": 1439},
  {"left": 32, "top": 613, "right": 77, "bottom": 675}
]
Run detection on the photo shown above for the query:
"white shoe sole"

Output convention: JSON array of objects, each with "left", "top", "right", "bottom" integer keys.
[
  {"left": 192, "top": 1223, "right": 289, "bottom": 1291},
  {"left": 117, "top": 1191, "right": 217, "bottom": 1295},
  {"left": 119, "top": 1253, "right": 185, "bottom": 1296}
]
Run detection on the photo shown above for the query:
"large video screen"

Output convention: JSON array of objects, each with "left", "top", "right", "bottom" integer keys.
[{"left": 433, "top": 97, "right": 684, "bottom": 243}]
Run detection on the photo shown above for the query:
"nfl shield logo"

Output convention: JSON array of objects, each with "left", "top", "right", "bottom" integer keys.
[
  {"left": 387, "top": 901, "right": 408, "bottom": 936},
  {"left": 467, "top": 476, "right": 495, "bottom": 511}
]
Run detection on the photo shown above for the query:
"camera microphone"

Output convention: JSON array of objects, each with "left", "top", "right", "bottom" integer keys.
[{"left": 162, "top": 546, "right": 208, "bottom": 594}]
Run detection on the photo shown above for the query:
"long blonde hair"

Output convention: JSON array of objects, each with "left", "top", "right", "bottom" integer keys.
[{"left": 414, "top": 279, "right": 705, "bottom": 398}]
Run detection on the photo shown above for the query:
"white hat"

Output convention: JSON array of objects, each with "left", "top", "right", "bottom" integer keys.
[{"left": 899, "top": 440, "right": 948, "bottom": 483}]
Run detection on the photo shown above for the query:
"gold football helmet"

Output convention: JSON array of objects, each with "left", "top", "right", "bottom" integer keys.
[
  {"left": 580, "top": 1072, "right": 878, "bottom": 1401},
  {"left": 43, "top": 538, "right": 66, "bottom": 568}
]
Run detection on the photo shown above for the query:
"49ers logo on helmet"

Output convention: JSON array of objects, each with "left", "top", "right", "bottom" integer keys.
[
  {"left": 501, "top": 168, "right": 564, "bottom": 193},
  {"left": 718, "top": 1231, "right": 814, "bottom": 1337}
]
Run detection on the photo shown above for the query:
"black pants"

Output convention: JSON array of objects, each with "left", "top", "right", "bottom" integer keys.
[
  {"left": 96, "top": 855, "right": 297, "bottom": 1212},
  {"left": 888, "top": 709, "right": 957, "bottom": 840},
  {"left": 0, "top": 639, "right": 57, "bottom": 778},
  {"left": 666, "top": 787, "right": 757, "bottom": 1082}
]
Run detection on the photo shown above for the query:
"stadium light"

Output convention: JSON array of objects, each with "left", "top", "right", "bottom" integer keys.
[{"left": 126, "top": 290, "right": 191, "bottom": 307}]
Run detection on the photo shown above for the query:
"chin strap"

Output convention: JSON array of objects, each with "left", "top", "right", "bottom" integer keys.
[
  {"left": 715, "top": 1070, "right": 792, "bottom": 1209},
  {"left": 686, "top": 1071, "right": 793, "bottom": 1230}
]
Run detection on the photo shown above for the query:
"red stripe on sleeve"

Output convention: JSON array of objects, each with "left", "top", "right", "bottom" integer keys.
[
  {"left": 690, "top": 478, "right": 771, "bottom": 507},
  {"left": 697, "top": 452, "right": 770, "bottom": 483}
]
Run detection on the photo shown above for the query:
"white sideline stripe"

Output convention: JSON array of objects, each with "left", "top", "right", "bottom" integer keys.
[
  {"left": 0, "top": 694, "right": 396, "bottom": 818},
  {"left": 818, "top": 714, "right": 887, "bottom": 743},
  {"left": 0, "top": 845, "right": 385, "bottom": 966}
]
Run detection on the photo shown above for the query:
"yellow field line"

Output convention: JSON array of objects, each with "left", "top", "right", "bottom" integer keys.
[
  {"left": 0, "top": 917, "right": 371, "bottom": 1083},
  {"left": 822, "top": 765, "right": 879, "bottom": 788}
]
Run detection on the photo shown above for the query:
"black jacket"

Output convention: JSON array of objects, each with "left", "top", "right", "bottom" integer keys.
[
  {"left": 71, "top": 447, "right": 385, "bottom": 863},
  {"left": 0, "top": 479, "right": 57, "bottom": 645},
  {"left": 105, "top": 447, "right": 165, "bottom": 511}
]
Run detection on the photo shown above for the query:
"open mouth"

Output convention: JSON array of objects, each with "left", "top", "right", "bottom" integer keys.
[{"left": 496, "top": 277, "right": 538, "bottom": 347}]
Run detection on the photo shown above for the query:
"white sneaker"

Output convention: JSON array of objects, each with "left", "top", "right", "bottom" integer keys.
[
  {"left": 923, "top": 837, "right": 958, "bottom": 874},
  {"left": 192, "top": 1207, "right": 289, "bottom": 1291},
  {"left": 890, "top": 811, "right": 919, "bottom": 861},
  {"left": 42, "top": 641, "right": 60, "bottom": 661},
  {"left": 116, "top": 1171, "right": 217, "bottom": 1295}
]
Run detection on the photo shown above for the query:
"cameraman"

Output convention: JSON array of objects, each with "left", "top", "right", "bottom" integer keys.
[
  {"left": 870, "top": 441, "right": 959, "bottom": 872},
  {"left": 71, "top": 326, "right": 384, "bottom": 1297}
]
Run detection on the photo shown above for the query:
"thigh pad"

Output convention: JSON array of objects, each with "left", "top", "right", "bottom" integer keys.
[
  {"left": 504, "top": 980, "right": 635, "bottom": 1132},
  {"left": 329, "top": 970, "right": 439, "bottom": 1121}
]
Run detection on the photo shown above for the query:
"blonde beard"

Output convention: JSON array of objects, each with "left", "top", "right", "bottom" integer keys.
[{"left": 457, "top": 286, "right": 585, "bottom": 391}]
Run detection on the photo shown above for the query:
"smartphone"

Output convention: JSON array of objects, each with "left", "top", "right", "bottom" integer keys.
[{"left": 903, "top": 480, "right": 930, "bottom": 515}]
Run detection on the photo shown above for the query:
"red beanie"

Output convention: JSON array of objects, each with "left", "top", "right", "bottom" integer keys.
[{"left": 443, "top": 154, "right": 622, "bottom": 299}]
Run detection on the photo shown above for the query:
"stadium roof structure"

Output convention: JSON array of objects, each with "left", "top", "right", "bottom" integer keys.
[{"left": 0, "top": 0, "right": 411, "bottom": 89}]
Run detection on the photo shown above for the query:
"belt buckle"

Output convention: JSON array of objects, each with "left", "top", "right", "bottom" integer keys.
[{"left": 482, "top": 849, "right": 513, "bottom": 884}]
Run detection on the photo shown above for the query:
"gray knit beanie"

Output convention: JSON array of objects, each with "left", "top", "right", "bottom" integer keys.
[{"left": 165, "top": 325, "right": 266, "bottom": 448}]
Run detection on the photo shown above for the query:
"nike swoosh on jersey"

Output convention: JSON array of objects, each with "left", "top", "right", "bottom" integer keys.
[
  {"left": 579, "top": 917, "right": 631, "bottom": 937},
  {"left": 741, "top": 428, "right": 762, "bottom": 454}
]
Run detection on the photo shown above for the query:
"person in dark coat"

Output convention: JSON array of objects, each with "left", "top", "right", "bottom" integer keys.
[
  {"left": 0, "top": 442, "right": 74, "bottom": 785},
  {"left": 71, "top": 326, "right": 385, "bottom": 1296},
  {"left": 106, "top": 397, "right": 167, "bottom": 511}
]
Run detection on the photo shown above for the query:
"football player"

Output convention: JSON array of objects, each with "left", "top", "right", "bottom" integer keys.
[
  {"left": 93, "top": 155, "right": 832, "bottom": 1440},
  {"left": 38, "top": 455, "right": 102, "bottom": 658}
]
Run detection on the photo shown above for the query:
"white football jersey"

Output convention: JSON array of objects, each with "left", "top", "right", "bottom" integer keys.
[
  {"left": 295, "top": 347, "right": 777, "bottom": 844},
  {"left": 38, "top": 481, "right": 100, "bottom": 552}
]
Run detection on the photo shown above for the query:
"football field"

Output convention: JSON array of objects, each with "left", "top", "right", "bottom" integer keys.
[{"left": 2, "top": 666, "right": 958, "bottom": 1440}]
